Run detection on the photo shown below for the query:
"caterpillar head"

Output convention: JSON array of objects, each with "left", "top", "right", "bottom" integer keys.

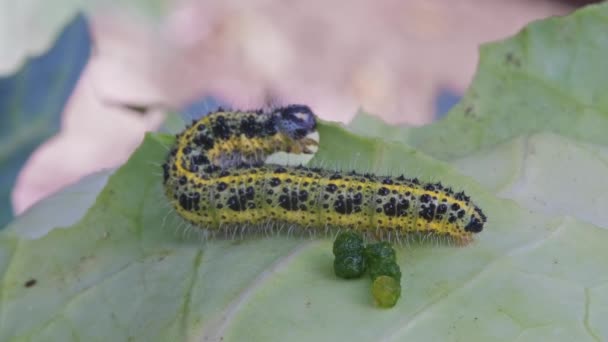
[
  {"left": 274, "top": 104, "right": 317, "bottom": 139},
  {"left": 465, "top": 206, "right": 487, "bottom": 233}
]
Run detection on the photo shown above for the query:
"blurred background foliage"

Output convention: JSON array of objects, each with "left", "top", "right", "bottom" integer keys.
[{"left": 0, "top": 14, "right": 90, "bottom": 227}]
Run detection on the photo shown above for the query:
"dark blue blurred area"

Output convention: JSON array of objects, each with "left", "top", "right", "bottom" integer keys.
[
  {"left": 179, "top": 95, "right": 229, "bottom": 121},
  {"left": 0, "top": 13, "right": 91, "bottom": 228},
  {"left": 184, "top": 89, "right": 461, "bottom": 124},
  {"left": 434, "top": 87, "right": 462, "bottom": 119}
]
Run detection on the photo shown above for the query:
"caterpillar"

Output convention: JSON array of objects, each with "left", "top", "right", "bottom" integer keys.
[{"left": 162, "top": 104, "right": 486, "bottom": 243}]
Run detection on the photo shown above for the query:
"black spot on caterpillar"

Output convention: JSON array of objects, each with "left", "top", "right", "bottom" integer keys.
[{"left": 162, "top": 104, "right": 487, "bottom": 243}]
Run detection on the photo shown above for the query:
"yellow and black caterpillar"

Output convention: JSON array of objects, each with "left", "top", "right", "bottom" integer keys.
[{"left": 162, "top": 105, "right": 486, "bottom": 243}]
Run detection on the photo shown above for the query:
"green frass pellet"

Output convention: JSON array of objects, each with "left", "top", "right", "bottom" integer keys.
[
  {"left": 364, "top": 242, "right": 396, "bottom": 265},
  {"left": 334, "top": 254, "right": 366, "bottom": 279},
  {"left": 333, "top": 231, "right": 366, "bottom": 278},
  {"left": 333, "top": 231, "right": 365, "bottom": 257},
  {"left": 369, "top": 260, "right": 401, "bottom": 281},
  {"left": 365, "top": 242, "right": 402, "bottom": 308},
  {"left": 371, "top": 275, "right": 401, "bottom": 308}
]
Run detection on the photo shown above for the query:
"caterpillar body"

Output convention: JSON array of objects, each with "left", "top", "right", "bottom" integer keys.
[{"left": 162, "top": 105, "right": 486, "bottom": 243}]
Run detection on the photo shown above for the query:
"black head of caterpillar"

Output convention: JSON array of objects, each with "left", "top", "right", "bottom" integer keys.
[
  {"left": 273, "top": 104, "right": 317, "bottom": 140},
  {"left": 466, "top": 206, "right": 486, "bottom": 234},
  {"left": 162, "top": 104, "right": 487, "bottom": 244}
]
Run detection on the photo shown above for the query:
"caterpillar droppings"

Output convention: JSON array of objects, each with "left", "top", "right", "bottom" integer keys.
[{"left": 162, "top": 104, "right": 487, "bottom": 243}]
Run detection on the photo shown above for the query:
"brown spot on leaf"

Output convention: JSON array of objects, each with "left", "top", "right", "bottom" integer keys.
[{"left": 505, "top": 52, "right": 521, "bottom": 67}]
